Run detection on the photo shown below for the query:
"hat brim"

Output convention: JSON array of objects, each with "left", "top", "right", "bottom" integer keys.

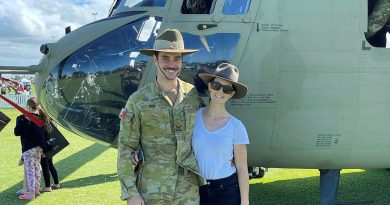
[
  {"left": 199, "top": 73, "right": 248, "bottom": 99},
  {"left": 140, "top": 48, "right": 198, "bottom": 56}
]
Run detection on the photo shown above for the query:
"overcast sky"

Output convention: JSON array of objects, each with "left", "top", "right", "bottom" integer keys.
[
  {"left": 0, "top": 0, "right": 113, "bottom": 67},
  {"left": 0, "top": 1, "right": 389, "bottom": 68}
]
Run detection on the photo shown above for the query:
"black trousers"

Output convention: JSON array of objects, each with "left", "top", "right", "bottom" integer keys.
[
  {"left": 200, "top": 173, "right": 241, "bottom": 205},
  {"left": 41, "top": 157, "right": 59, "bottom": 187}
]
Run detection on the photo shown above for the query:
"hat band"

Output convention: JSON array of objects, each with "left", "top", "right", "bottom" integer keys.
[{"left": 154, "top": 39, "right": 184, "bottom": 50}]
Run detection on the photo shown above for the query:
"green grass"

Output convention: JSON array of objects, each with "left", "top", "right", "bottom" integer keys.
[
  {"left": 0, "top": 109, "right": 120, "bottom": 205},
  {"left": 250, "top": 168, "right": 388, "bottom": 204},
  {"left": 2, "top": 108, "right": 390, "bottom": 204}
]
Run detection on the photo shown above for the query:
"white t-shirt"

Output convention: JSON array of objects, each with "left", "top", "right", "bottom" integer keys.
[{"left": 192, "top": 108, "right": 249, "bottom": 180}]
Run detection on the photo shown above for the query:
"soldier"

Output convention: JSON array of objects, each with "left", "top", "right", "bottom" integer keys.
[
  {"left": 366, "top": 0, "right": 390, "bottom": 47},
  {"left": 117, "top": 29, "right": 206, "bottom": 205}
]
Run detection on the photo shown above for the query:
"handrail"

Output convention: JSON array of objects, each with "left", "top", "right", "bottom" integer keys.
[{"left": 0, "top": 94, "right": 31, "bottom": 108}]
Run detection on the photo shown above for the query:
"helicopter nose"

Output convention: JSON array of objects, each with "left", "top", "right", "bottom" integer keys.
[
  {"left": 41, "top": 68, "right": 132, "bottom": 144},
  {"left": 38, "top": 16, "right": 162, "bottom": 145}
]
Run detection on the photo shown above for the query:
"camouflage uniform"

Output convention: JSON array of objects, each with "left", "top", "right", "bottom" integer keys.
[
  {"left": 367, "top": 0, "right": 390, "bottom": 38},
  {"left": 117, "top": 79, "right": 206, "bottom": 204}
]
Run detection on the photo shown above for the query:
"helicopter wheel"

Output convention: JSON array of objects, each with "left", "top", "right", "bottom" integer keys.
[{"left": 248, "top": 167, "right": 265, "bottom": 179}]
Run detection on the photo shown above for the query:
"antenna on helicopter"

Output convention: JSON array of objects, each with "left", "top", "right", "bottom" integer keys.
[{"left": 65, "top": 26, "right": 71, "bottom": 34}]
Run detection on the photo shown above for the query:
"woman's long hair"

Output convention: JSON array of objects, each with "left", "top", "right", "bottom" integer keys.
[{"left": 27, "top": 97, "right": 53, "bottom": 133}]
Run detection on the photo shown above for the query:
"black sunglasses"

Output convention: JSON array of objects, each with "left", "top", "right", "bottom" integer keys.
[{"left": 210, "top": 81, "right": 235, "bottom": 94}]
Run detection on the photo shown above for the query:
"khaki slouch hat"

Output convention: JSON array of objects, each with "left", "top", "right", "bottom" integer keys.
[{"left": 140, "top": 29, "right": 198, "bottom": 56}]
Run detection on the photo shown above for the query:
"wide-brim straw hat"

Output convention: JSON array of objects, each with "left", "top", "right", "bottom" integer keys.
[
  {"left": 140, "top": 29, "right": 198, "bottom": 56},
  {"left": 199, "top": 63, "right": 248, "bottom": 99}
]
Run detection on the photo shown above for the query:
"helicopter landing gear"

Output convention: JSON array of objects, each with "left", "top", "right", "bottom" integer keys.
[
  {"left": 248, "top": 167, "right": 266, "bottom": 179},
  {"left": 319, "top": 169, "right": 340, "bottom": 205}
]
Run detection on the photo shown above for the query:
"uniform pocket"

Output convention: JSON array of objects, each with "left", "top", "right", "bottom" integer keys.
[
  {"left": 139, "top": 164, "right": 176, "bottom": 200},
  {"left": 140, "top": 105, "right": 169, "bottom": 136}
]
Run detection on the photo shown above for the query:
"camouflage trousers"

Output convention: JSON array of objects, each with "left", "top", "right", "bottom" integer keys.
[
  {"left": 22, "top": 147, "right": 42, "bottom": 193},
  {"left": 144, "top": 174, "right": 199, "bottom": 205}
]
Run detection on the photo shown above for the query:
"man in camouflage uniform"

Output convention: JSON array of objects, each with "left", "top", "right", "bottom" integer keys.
[
  {"left": 117, "top": 29, "right": 206, "bottom": 205},
  {"left": 366, "top": 0, "right": 390, "bottom": 47}
]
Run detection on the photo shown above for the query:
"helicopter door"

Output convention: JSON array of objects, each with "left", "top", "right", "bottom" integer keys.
[{"left": 153, "top": 0, "right": 260, "bottom": 94}]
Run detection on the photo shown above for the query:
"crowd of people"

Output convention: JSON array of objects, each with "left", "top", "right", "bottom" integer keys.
[{"left": 0, "top": 80, "right": 31, "bottom": 95}]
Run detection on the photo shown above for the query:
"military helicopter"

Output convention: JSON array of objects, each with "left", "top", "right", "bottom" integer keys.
[{"left": 1, "top": 0, "right": 390, "bottom": 179}]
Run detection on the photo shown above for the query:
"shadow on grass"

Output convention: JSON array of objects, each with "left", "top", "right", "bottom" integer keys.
[
  {"left": 250, "top": 169, "right": 390, "bottom": 205},
  {"left": 60, "top": 172, "right": 117, "bottom": 189},
  {"left": 1, "top": 143, "right": 109, "bottom": 205}
]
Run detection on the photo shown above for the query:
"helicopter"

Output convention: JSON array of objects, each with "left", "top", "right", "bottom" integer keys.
[{"left": 1, "top": 0, "right": 390, "bottom": 178}]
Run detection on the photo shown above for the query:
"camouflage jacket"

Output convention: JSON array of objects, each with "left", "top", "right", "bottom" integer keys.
[
  {"left": 117, "top": 79, "right": 206, "bottom": 201},
  {"left": 367, "top": 0, "right": 390, "bottom": 37}
]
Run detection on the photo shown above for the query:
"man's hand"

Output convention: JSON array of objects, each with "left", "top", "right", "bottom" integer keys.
[{"left": 127, "top": 196, "right": 145, "bottom": 205}]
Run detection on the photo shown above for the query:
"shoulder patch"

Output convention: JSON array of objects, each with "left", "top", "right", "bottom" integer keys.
[{"left": 119, "top": 108, "right": 134, "bottom": 122}]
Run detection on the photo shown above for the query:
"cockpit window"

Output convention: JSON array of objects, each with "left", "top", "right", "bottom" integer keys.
[
  {"left": 179, "top": 33, "right": 241, "bottom": 96},
  {"left": 42, "top": 16, "right": 162, "bottom": 144},
  {"left": 118, "top": 0, "right": 166, "bottom": 9},
  {"left": 223, "top": 0, "right": 251, "bottom": 15},
  {"left": 110, "top": 0, "right": 166, "bottom": 15}
]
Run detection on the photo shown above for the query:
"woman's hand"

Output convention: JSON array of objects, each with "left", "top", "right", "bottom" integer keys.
[
  {"left": 132, "top": 150, "right": 140, "bottom": 166},
  {"left": 18, "top": 158, "right": 24, "bottom": 166}
]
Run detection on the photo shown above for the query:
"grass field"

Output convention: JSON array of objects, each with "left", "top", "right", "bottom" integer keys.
[{"left": 1, "top": 108, "right": 390, "bottom": 204}]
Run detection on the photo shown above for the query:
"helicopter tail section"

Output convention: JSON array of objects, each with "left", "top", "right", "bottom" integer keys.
[{"left": 0, "top": 65, "right": 40, "bottom": 74}]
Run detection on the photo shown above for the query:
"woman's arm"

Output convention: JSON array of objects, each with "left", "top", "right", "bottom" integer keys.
[{"left": 234, "top": 144, "right": 249, "bottom": 205}]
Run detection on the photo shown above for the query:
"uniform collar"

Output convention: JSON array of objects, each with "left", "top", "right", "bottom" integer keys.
[{"left": 153, "top": 78, "right": 188, "bottom": 106}]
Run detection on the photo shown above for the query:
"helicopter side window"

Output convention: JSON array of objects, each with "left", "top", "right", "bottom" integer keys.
[
  {"left": 181, "top": 0, "right": 214, "bottom": 14},
  {"left": 179, "top": 33, "right": 240, "bottom": 95},
  {"left": 222, "top": 0, "right": 250, "bottom": 15},
  {"left": 365, "top": 0, "right": 390, "bottom": 47}
]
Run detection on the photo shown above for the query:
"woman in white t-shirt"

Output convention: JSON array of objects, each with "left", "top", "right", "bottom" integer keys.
[{"left": 194, "top": 63, "right": 250, "bottom": 205}]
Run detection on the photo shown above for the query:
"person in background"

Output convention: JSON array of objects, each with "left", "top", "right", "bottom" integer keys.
[
  {"left": 40, "top": 156, "right": 61, "bottom": 192},
  {"left": 14, "top": 97, "right": 49, "bottom": 200},
  {"left": 15, "top": 156, "right": 28, "bottom": 196},
  {"left": 17, "top": 84, "right": 25, "bottom": 94},
  {"left": 40, "top": 120, "right": 62, "bottom": 192},
  {"left": 194, "top": 63, "right": 250, "bottom": 205},
  {"left": 1, "top": 83, "right": 6, "bottom": 95}
]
